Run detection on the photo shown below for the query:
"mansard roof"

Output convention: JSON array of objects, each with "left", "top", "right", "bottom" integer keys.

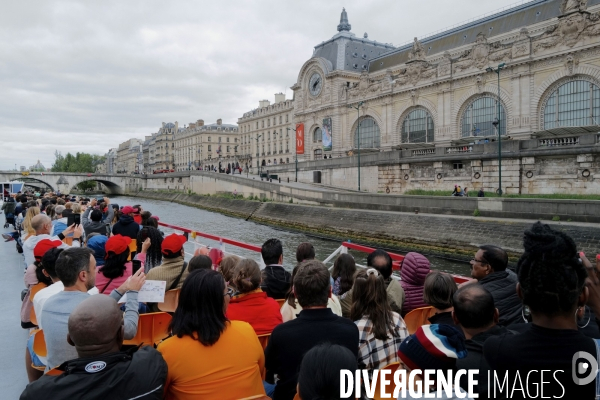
[{"left": 369, "top": 0, "right": 600, "bottom": 73}]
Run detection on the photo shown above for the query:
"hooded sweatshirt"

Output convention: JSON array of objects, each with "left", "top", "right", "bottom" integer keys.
[
  {"left": 399, "top": 252, "right": 431, "bottom": 315},
  {"left": 260, "top": 265, "right": 291, "bottom": 300},
  {"left": 111, "top": 215, "right": 140, "bottom": 240},
  {"left": 87, "top": 235, "right": 108, "bottom": 267},
  {"left": 82, "top": 207, "right": 113, "bottom": 237}
]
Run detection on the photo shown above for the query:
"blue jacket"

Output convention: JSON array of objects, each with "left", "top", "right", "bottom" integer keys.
[{"left": 87, "top": 235, "right": 108, "bottom": 267}]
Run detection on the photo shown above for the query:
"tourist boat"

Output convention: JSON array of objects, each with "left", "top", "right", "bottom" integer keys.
[
  {"left": 0, "top": 181, "right": 25, "bottom": 201},
  {"left": 156, "top": 221, "right": 471, "bottom": 284}
]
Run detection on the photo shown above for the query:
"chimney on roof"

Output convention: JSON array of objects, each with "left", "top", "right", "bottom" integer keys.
[
  {"left": 274, "top": 93, "right": 285, "bottom": 103},
  {"left": 217, "top": 119, "right": 222, "bottom": 125},
  {"left": 197, "top": 119, "right": 204, "bottom": 126},
  {"left": 259, "top": 100, "right": 270, "bottom": 108}
]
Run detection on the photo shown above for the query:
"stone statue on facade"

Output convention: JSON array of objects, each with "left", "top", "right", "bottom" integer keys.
[
  {"left": 408, "top": 37, "right": 427, "bottom": 61},
  {"left": 561, "top": 0, "right": 587, "bottom": 15}
]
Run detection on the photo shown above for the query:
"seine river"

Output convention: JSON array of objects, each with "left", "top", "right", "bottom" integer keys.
[{"left": 113, "top": 196, "right": 472, "bottom": 276}]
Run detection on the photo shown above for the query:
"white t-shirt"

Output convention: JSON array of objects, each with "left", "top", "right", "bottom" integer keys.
[{"left": 33, "top": 282, "right": 99, "bottom": 329}]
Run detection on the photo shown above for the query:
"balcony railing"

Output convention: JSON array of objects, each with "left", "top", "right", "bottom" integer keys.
[
  {"left": 412, "top": 148, "right": 436, "bottom": 156},
  {"left": 539, "top": 137, "right": 579, "bottom": 147},
  {"left": 446, "top": 146, "right": 473, "bottom": 154}
]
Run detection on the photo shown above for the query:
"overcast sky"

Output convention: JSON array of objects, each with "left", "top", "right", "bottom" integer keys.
[{"left": 1, "top": 0, "right": 520, "bottom": 170}]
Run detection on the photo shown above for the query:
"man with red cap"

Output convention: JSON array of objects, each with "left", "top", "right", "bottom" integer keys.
[
  {"left": 111, "top": 205, "right": 140, "bottom": 241},
  {"left": 146, "top": 233, "right": 189, "bottom": 292}
]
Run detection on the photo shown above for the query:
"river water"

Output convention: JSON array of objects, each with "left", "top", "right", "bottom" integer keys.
[{"left": 113, "top": 196, "right": 472, "bottom": 276}]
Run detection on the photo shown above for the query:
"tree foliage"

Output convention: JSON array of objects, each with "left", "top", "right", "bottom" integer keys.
[{"left": 51, "top": 151, "right": 106, "bottom": 191}]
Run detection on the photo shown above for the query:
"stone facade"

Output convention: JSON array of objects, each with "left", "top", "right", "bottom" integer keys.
[
  {"left": 238, "top": 94, "right": 295, "bottom": 172},
  {"left": 173, "top": 119, "right": 239, "bottom": 171},
  {"left": 116, "top": 139, "right": 142, "bottom": 174}
]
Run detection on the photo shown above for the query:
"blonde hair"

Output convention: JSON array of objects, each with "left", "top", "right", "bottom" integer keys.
[
  {"left": 71, "top": 203, "right": 82, "bottom": 214},
  {"left": 64, "top": 202, "right": 73, "bottom": 209},
  {"left": 219, "top": 255, "right": 241, "bottom": 283},
  {"left": 23, "top": 207, "right": 41, "bottom": 238},
  {"left": 232, "top": 259, "right": 261, "bottom": 293}
]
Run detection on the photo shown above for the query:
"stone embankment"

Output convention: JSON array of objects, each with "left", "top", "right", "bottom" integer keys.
[{"left": 133, "top": 191, "right": 600, "bottom": 259}]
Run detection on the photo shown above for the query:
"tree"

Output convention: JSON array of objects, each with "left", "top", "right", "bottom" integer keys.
[{"left": 51, "top": 151, "right": 106, "bottom": 191}]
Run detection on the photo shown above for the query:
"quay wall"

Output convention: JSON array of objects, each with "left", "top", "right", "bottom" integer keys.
[
  {"left": 141, "top": 171, "right": 600, "bottom": 223},
  {"left": 133, "top": 190, "right": 600, "bottom": 258}
]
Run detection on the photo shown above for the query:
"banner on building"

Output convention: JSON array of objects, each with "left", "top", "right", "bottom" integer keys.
[
  {"left": 322, "top": 117, "right": 332, "bottom": 152},
  {"left": 296, "top": 123, "right": 305, "bottom": 154}
]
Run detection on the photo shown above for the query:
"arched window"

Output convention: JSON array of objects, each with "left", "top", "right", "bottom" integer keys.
[
  {"left": 461, "top": 96, "right": 506, "bottom": 137},
  {"left": 401, "top": 108, "right": 434, "bottom": 143},
  {"left": 354, "top": 117, "right": 381, "bottom": 148},
  {"left": 543, "top": 79, "right": 600, "bottom": 129},
  {"left": 313, "top": 127, "right": 322, "bottom": 142},
  {"left": 314, "top": 149, "right": 322, "bottom": 159}
]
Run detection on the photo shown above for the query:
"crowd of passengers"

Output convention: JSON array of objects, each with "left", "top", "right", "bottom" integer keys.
[{"left": 4, "top": 191, "right": 600, "bottom": 399}]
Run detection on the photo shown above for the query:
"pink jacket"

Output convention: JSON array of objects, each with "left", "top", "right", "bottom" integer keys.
[{"left": 399, "top": 252, "right": 431, "bottom": 315}]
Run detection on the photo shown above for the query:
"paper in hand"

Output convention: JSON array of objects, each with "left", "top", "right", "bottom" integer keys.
[{"left": 118, "top": 280, "right": 167, "bottom": 303}]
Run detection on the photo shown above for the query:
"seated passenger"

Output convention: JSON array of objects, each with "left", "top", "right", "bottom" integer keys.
[
  {"left": 484, "top": 222, "right": 597, "bottom": 399},
  {"left": 20, "top": 295, "right": 167, "bottom": 400},
  {"left": 96, "top": 234, "right": 147, "bottom": 295},
  {"left": 423, "top": 271, "right": 458, "bottom": 326},
  {"left": 41, "top": 248, "right": 144, "bottom": 370},
  {"left": 453, "top": 284, "right": 513, "bottom": 398},
  {"left": 218, "top": 255, "right": 241, "bottom": 286},
  {"left": 400, "top": 252, "right": 431, "bottom": 315},
  {"left": 136, "top": 226, "right": 163, "bottom": 272},
  {"left": 469, "top": 244, "right": 521, "bottom": 326},
  {"left": 226, "top": 259, "right": 282, "bottom": 335},
  {"left": 398, "top": 324, "right": 471, "bottom": 399},
  {"left": 351, "top": 268, "right": 408, "bottom": 375},
  {"left": 296, "top": 344, "right": 358, "bottom": 400},
  {"left": 260, "top": 238, "right": 291, "bottom": 299},
  {"left": 187, "top": 254, "right": 212, "bottom": 272},
  {"left": 265, "top": 260, "right": 359, "bottom": 400},
  {"left": 280, "top": 262, "right": 342, "bottom": 322},
  {"left": 157, "top": 269, "right": 266, "bottom": 399},
  {"left": 146, "top": 233, "right": 188, "bottom": 290}
]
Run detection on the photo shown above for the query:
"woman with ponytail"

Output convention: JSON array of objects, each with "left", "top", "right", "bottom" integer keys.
[
  {"left": 225, "top": 259, "right": 282, "bottom": 335},
  {"left": 484, "top": 222, "right": 597, "bottom": 399},
  {"left": 350, "top": 268, "right": 408, "bottom": 375}
]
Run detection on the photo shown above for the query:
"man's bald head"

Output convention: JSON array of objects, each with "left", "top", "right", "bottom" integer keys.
[
  {"left": 452, "top": 283, "right": 496, "bottom": 329},
  {"left": 67, "top": 295, "right": 123, "bottom": 357},
  {"left": 31, "top": 214, "right": 51, "bottom": 234}
]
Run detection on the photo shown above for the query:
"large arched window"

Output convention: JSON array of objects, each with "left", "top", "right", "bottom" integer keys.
[
  {"left": 354, "top": 117, "right": 381, "bottom": 148},
  {"left": 543, "top": 79, "right": 600, "bottom": 129},
  {"left": 313, "top": 127, "right": 322, "bottom": 142},
  {"left": 461, "top": 96, "right": 506, "bottom": 137},
  {"left": 401, "top": 108, "right": 434, "bottom": 143}
]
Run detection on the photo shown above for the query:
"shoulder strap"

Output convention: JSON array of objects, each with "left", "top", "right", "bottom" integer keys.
[
  {"left": 101, "top": 277, "right": 115, "bottom": 294},
  {"left": 169, "top": 261, "right": 188, "bottom": 291}
]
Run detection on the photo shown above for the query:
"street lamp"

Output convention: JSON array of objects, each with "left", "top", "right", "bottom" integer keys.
[
  {"left": 254, "top": 135, "right": 262, "bottom": 177},
  {"left": 348, "top": 101, "right": 365, "bottom": 191},
  {"left": 286, "top": 127, "right": 298, "bottom": 182},
  {"left": 486, "top": 63, "right": 505, "bottom": 196}
]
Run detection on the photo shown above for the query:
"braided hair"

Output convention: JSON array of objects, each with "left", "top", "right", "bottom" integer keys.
[
  {"left": 516, "top": 222, "right": 587, "bottom": 315},
  {"left": 136, "top": 226, "right": 163, "bottom": 271}
]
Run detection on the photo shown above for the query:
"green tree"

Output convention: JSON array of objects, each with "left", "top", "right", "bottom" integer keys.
[{"left": 51, "top": 151, "right": 106, "bottom": 191}]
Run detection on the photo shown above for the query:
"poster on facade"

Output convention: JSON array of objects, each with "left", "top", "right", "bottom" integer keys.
[
  {"left": 296, "top": 123, "right": 305, "bottom": 154},
  {"left": 322, "top": 117, "right": 332, "bottom": 151}
]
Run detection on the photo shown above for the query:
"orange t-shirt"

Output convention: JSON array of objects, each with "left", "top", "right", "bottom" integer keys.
[{"left": 157, "top": 320, "right": 265, "bottom": 400}]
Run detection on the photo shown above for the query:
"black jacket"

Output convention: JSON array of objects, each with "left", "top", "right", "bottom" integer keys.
[
  {"left": 457, "top": 325, "right": 512, "bottom": 399},
  {"left": 82, "top": 207, "right": 113, "bottom": 237},
  {"left": 265, "top": 308, "right": 359, "bottom": 400},
  {"left": 260, "top": 265, "right": 291, "bottom": 299},
  {"left": 20, "top": 346, "right": 167, "bottom": 400},
  {"left": 479, "top": 270, "right": 522, "bottom": 326},
  {"left": 428, "top": 311, "right": 457, "bottom": 327},
  {"left": 112, "top": 215, "right": 140, "bottom": 240}
]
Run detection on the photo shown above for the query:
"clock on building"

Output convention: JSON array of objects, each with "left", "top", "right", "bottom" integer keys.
[{"left": 309, "top": 72, "right": 323, "bottom": 96}]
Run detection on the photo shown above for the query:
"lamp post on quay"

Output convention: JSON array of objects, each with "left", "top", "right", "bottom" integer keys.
[
  {"left": 347, "top": 101, "right": 365, "bottom": 191},
  {"left": 286, "top": 127, "right": 298, "bottom": 182},
  {"left": 254, "top": 135, "right": 262, "bottom": 178},
  {"left": 486, "top": 63, "right": 505, "bottom": 196}
]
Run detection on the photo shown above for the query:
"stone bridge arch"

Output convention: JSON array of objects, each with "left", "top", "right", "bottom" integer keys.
[{"left": 69, "top": 178, "right": 124, "bottom": 195}]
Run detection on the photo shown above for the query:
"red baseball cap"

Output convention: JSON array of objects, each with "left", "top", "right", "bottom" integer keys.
[
  {"left": 161, "top": 233, "right": 187, "bottom": 256},
  {"left": 34, "top": 239, "right": 63, "bottom": 261},
  {"left": 105, "top": 234, "right": 132, "bottom": 256},
  {"left": 121, "top": 206, "right": 135, "bottom": 214}
]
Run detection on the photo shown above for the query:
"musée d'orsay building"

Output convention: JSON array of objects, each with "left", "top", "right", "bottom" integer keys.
[{"left": 246, "top": 0, "right": 600, "bottom": 193}]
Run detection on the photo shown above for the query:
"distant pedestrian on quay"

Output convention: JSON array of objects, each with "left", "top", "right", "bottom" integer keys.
[{"left": 478, "top": 188, "right": 485, "bottom": 197}]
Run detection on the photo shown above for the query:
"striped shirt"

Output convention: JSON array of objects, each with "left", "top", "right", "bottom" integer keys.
[{"left": 355, "top": 312, "right": 408, "bottom": 373}]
